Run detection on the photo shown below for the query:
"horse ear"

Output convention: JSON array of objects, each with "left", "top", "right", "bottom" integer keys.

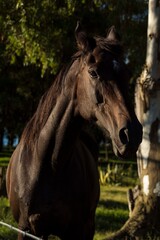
[
  {"left": 106, "top": 26, "right": 121, "bottom": 41},
  {"left": 75, "top": 21, "right": 96, "bottom": 51},
  {"left": 75, "top": 21, "right": 88, "bottom": 50}
]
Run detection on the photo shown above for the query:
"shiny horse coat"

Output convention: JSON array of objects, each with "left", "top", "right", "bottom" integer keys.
[{"left": 6, "top": 24, "right": 142, "bottom": 240}]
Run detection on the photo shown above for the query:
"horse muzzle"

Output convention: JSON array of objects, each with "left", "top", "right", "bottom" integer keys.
[{"left": 113, "top": 121, "right": 142, "bottom": 159}]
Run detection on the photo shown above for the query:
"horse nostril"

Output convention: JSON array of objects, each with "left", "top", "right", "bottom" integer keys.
[{"left": 119, "top": 128, "right": 129, "bottom": 145}]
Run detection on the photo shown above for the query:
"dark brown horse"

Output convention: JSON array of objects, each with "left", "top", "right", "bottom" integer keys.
[{"left": 6, "top": 23, "right": 142, "bottom": 240}]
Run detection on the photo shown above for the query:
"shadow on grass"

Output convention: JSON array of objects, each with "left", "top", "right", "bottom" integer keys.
[
  {"left": 98, "top": 199, "right": 127, "bottom": 210},
  {"left": 95, "top": 199, "right": 128, "bottom": 233}
]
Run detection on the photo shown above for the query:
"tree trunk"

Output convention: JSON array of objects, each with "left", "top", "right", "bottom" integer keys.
[
  {"left": 134, "top": 0, "right": 160, "bottom": 237},
  {"left": 104, "top": 1, "right": 160, "bottom": 239}
]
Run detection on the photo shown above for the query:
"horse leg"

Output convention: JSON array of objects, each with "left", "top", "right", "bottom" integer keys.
[
  {"left": 17, "top": 220, "right": 30, "bottom": 240},
  {"left": 83, "top": 214, "right": 96, "bottom": 240},
  {"left": 29, "top": 214, "right": 48, "bottom": 240},
  {"left": 61, "top": 220, "right": 95, "bottom": 240},
  {"left": 18, "top": 216, "right": 48, "bottom": 240}
]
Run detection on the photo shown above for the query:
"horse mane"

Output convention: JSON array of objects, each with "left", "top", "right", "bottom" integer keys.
[
  {"left": 21, "top": 37, "right": 123, "bottom": 147},
  {"left": 21, "top": 60, "right": 76, "bottom": 147}
]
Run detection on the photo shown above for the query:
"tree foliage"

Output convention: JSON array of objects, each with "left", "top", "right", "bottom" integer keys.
[{"left": 0, "top": 0, "right": 148, "bottom": 147}]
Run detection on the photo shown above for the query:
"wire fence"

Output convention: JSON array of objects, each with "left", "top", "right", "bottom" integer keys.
[{"left": 0, "top": 221, "right": 43, "bottom": 240}]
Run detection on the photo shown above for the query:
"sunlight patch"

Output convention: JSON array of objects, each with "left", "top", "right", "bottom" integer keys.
[{"left": 143, "top": 175, "right": 149, "bottom": 196}]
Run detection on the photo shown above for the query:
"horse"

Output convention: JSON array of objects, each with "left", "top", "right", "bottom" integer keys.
[{"left": 6, "top": 23, "right": 142, "bottom": 240}]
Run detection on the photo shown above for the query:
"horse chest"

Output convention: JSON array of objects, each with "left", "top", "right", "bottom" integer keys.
[{"left": 27, "top": 153, "right": 99, "bottom": 237}]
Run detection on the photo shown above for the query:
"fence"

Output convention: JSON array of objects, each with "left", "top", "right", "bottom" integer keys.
[{"left": 0, "top": 221, "right": 42, "bottom": 240}]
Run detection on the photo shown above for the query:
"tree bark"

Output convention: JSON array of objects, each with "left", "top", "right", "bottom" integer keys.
[
  {"left": 130, "top": 0, "right": 160, "bottom": 237},
  {"left": 134, "top": 0, "right": 160, "bottom": 236},
  {"left": 136, "top": 0, "right": 160, "bottom": 212}
]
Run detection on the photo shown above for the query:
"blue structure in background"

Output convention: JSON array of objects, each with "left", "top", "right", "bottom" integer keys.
[{"left": 3, "top": 131, "right": 19, "bottom": 147}]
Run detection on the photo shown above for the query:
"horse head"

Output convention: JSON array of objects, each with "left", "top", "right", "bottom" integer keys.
[{"left": 75, "top": 22, "right": 142, "bottom": 158}]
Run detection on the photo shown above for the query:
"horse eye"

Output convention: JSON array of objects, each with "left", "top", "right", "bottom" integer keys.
[{"left": 88, "top": 69, "right": 99, "bottom": 79}]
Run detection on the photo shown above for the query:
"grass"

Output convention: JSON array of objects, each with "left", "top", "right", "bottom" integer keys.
[
  {"left": 0, "top": 197, "right": 17, "bottom": 239},
  {"left": 0, "top": 185, "right": 130, "bottom": 240},
  {"left": 94, "top": 185, "right": 129, "bottom": 239},
  {"left": 0, "top": 157, "right": 10, "bottom": 167},
  {"left": 0, "top": 149, "right": 12, "bottom": 167}
]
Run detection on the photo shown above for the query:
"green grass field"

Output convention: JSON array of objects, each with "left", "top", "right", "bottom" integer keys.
[
  {"left": 94, "top": 185, "right": 129, "bottom": 239},
  {"left": 0, "top": 149, "right": 12, "bottom": 166},
  {"left": 0, "top": 185, "right": 130, "bottom": 240}
]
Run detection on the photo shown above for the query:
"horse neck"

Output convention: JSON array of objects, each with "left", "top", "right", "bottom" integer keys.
[{"left": 36, "top": 69, "right": 81, "bottom": 165}]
